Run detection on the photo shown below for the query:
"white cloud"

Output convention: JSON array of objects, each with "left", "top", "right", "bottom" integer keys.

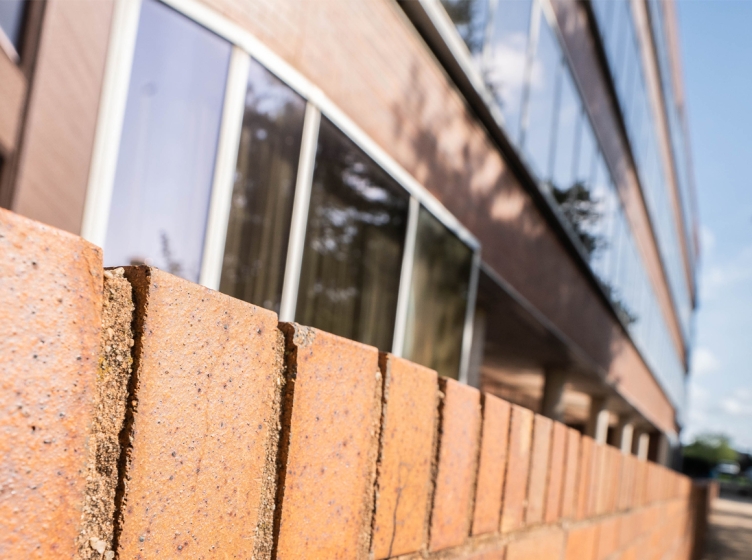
[
  {"left": 690, "top": 347, "right": 721, "bottom": 377},
  {"left": 700, "top": 224, "right": 716, "bottom": 255}
]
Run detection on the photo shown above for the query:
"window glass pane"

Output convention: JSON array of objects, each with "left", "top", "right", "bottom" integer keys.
[
  {"left": 296, "top": 117, "right": 409, "bottom": 351},
  {"left": 0, "top": 0, "right": 26, "bottom": 51},
  {"left": 440, "top": 0, "right": 489, "bottom": 57},
  {"left": 483, "top": 0, "right": 533, "bottom": 143},
  {"left": 104, "top": 0, "right": 231, "bottom": 281},
  {"left": 403, "top": 207, "right": 473, "bottom": 380},
  {"left": 550, "top": 64, "right": 579, "bottom": 191},
  {"left": 575, "top": 114, "right": 596, "bottom": 188},
  {"left": 219, "top": 59, "right": 306, "bottom": 313},
  {"left": 521, "top": 17, "right": 559, "bottom": 181}
]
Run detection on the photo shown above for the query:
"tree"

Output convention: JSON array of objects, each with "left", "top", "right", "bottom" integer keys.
[{"left": 683, "top": 433, "right": 738, "bottom": 465}]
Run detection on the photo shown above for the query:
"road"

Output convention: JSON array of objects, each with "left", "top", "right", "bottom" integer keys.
[{"left": 703, "top": 495, "right": 752, "bottom": 559}]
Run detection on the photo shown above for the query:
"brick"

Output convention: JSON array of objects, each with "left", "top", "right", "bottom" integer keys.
[
  {"left": 116, "top": 267, "right": 283, "bottom": 559},
  {"left": 371, "top": 354, "right": 438, "bottom": 559},
  {"left": 429, "top": 378, "right": 482, "bottom": 551},
  {"left": 576, "top": 436, "right": 594, "bottom": 520},
  {"left": 276, "top": 324, "right": 382, "bottom": 559},
  {"left": 465, "top": 547, "right": 507, "bottom": 559},
  {"left": 500, "top": 405, "right": 534, "bottom": 533},
  {"left": 590, "top": 443, "right": 607, "bottom": 516},
  {"left": 0, "top": 209, "right": 103, "bottom": 558},
  {"left": 560, "top": 428, "right": 580, "bottom": 519},
  {"left": 506, "top": 526, "right": 565, "bottom": 560},
  {"left": 596, "top": 517, "right": 620, "bottom": 560},
  {"left": 564, "top": 524, "right": 598, "bottom": 560},
  {"left": 526, "top": 414, "right": 553, "bottom": 525},
  {"left": 607, "top": 448, "right": 622, "bottom": 513},
  {"left": 472, "top": 394, "right": 511, "bottom": 536},
  {"left": 544, "top": 421, "right": 568, "bottom": 523}
]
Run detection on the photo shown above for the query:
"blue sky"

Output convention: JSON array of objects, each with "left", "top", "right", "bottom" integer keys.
[{"left": 679, "top": 1, "right": 752, "bottom": 449}]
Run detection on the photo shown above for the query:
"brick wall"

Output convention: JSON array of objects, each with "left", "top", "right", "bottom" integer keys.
[{"left": 0, "top": 209, "right": 707, "bottom": 559}]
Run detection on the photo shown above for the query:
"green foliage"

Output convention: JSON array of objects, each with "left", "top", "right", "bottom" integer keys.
[{"left": 683, "top": 433, "right": 738, "bottom": 465}]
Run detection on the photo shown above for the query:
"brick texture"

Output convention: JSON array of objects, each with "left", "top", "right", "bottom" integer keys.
[
  {"left": 472, "top": 394, "right": 511, "bottom": 536},
  {"left": 371, "top": 354, "right": 438, "bottom": 559},
  {"left": 500, "top": 405, "right": 534, "bottom": 533},
  {"left": 0, "top": 208, "right": 102, "bottom": 558},
  {"left": 560, "top": 428, "right": 581, "bottom": 519},
  {"left": 276, "top": 324, "right": 382, "bottom": 560},
  {"left": 526, "top": 414, "right": 553, "bottom": 525},
  {"left": 577, "top": 436, "right": 595, "bottom": 519},
  {"left": 429, "top": 378, "right": 482, "bottom": 551},
  {"left": 116, "top": 267, "right": 283, "bottom": 559},
  {"left": 564, "top": 524, "right": 598, "bottom": 560},
  {"left": 544, "top": 420, "right": 568, "bottom": 523},
  {"left": 506, "top": 526, "right": 566, "bottom": 560}
]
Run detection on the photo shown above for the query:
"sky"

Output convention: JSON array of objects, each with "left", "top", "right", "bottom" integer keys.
[{"left": 678, "top": 1, "right": 752, "bottom": 450}]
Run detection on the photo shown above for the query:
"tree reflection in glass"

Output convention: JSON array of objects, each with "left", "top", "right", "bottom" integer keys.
[
  {"left": 403, "top": 208, "right": 473, "bottom": 380},
  {"left": 220, "top": 59, "right": 306, "bottom": 313},
  {"left": 296, "top": 118, "right": 409, "bottom": 352}
]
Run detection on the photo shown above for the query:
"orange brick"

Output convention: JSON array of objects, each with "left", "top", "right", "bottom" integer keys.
[
  {"left": 506, "top": 526, "right": 565, "bottom": 560},
  {"left": 116, "top": 268, "right": 283, "bottom": 559},
  {"left": 591, "top": 443, "right": 607, "bottom": 516},
  {"left": 564, "top": 524, "right": 598, "bottom": 560},
  {"left": 501, "top": 405, "right": 534, "bottom": 533},
  {"left": 0, "top": 209, "right": 103, "bottom": 557},
  {"left": 276, "top": 324, "right": 382, "bottom": 559},
  {"left": 429, "top": 378, "right": 482, "bottom": 551},
  {"left": 371, "top": 354, "right": 438, "bottom": 559},
  {"left": 526, "top": 414, "right": 553, "bottom": 525},
  {"left": 472, "top": 394, "right": 511, "bottom": 536},
  {"left": 607, "top": 448, "right": 622, "bottom": 513},
  {"left": 596, "top": 517, "right": 620, "bottom": 560},
  {"left": 576, "top": 436, "right": 595, "bottom": 520},
  {"left": 560, "top": 428, "right": 580, "bottom": 519},
  {"left": 466, "top": 547, "right": 507, "bottom": 559},
  {"left": 544, "top": 421, "right": 568, "bottom": 523}
]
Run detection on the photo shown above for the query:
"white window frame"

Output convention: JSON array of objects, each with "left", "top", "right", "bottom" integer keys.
[{"left": 81, "top": 0, "right": 480, "bottom": 382}]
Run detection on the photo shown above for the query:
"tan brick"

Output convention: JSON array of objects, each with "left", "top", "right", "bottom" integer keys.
[
  {"left": 429, "top": 378, "right": 482, "bottom": 551},
  {"left": 500, "top": 405, "right": 534, "bottom": 533},
  {"left": 0, "top": 209, "right": 103, "bottom": 558},
  {"left": 276, "top": 324, "right": 382, "bottom": 559},
  {"left": 116, "top": 267, "right": 283, "bottom": 559},
  {"left": 607, "top": 448, "right": 622, "bottom": 513},
  {"left": 526, "top": 414, "right": 553, "bottom": 525},
  {"left": 466, "top": 547, "right": 507, "bottom": 559},
  {"left": 560, "top": 428, "right": 580, "bottom": 519},
  {"left": 576, "top": 436, "right": 594, "bottom": 520},
  {"left": 596, "top": 517, "right": 620, "bottom": 560},
  {"left": 472, "top": 394, "right": 511, "bottom": 536},
  {"left": 544, "top": 421, "right": 568, "bottom": 523},
  {"left": 591, "top": 443, "right": 607, "bottom": 516},
  {"left": 506, "top": 526, "right": 565, "bottom": 560},
  {"left": 564, "top": 524, "right": 598, "bottom": 560},
  {"left": 371, "top": 354, "right": 438, "bottom": 559}
]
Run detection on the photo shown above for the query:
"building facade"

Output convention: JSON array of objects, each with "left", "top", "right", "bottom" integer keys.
[{"left": 0, "top": 0, "right": 697, "bottom": 465}]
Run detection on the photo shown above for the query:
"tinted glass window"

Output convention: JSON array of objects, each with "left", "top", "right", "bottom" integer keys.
[
  {"left": 0, "top": 0, "right": 26, "bottom": 52},
  {"left": 296, "top": 117, "right": 409, "bottom": 351},
  {"left": 104, "top": 0, "right": 231, "bottom": 281},
  {"left": 403, "top": 207, "right": 473, "bottom": 380},
  {"left": 440, "top": 0, "right": 489, "bottom": 57},
  {"left": 483, "top": 0, "right": 533, "bottom": 143},
  {"left": 219, "top": 59, "right": 306, "bottom": 313},
  {"left": 521, "top": 18, "right": 558, "bottom": 181}
]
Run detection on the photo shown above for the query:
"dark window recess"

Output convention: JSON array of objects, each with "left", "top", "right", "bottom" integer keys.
[
  {"left": 403, "top": 207, "right": 473, "bottom": 380},
  {"left": 296, "top": 117, "right": 409, "bottom": 352},
  {"left": 219, "top": 58, "right": 307, "bottom": 313}
]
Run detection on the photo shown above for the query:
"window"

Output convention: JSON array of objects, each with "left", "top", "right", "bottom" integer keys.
[
  {"left": 403, "top": 207, "right": 473, "bottom": 380},
  {"left": 520, "top": 18, "right": 559, "bottom": 181},
  {"left": 295, "top": 117, "right": 410, "bottom": 352},
  {"left": 482, "top": 0, "right": 533, "bottom": 143},
  {"left": 219, "top": 59, "right": 306, "bottom": 313},
  {"left": 104, "top": 0, "right": 231, "bottom": 282},
  {"left": 0, "top": 0, "right": 26, "bottom": 56},
  {"left": 440, "top": 0, "right": 489, "bottom": 58}
]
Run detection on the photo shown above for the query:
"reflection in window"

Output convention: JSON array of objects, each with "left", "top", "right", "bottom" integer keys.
[
  {"left": 296, "top": 118, "right": 409, "bottom": 351},
  {"left": 520, "top": 18, "right": 559, "bottom": 181},
  {"left": 0, "top": 0, "right": 26, "bottom": 52},
  {"left": 403, "top": 208, "right": 473, "bottom": 380},
  {"left": 220, "top": 59, "right": 306, "bottom": 313},
  {"left": 440, "top": 0, "right": 489, "bottom": 57},
  {"left": 104, "top": 0, "right": 231, "bottom": 281},
  {"left": 482, "top": 0, "right": 533, "bottom": 142},
  {"left": 550, "top": 64, "right": 579, "bottom": 191}
]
